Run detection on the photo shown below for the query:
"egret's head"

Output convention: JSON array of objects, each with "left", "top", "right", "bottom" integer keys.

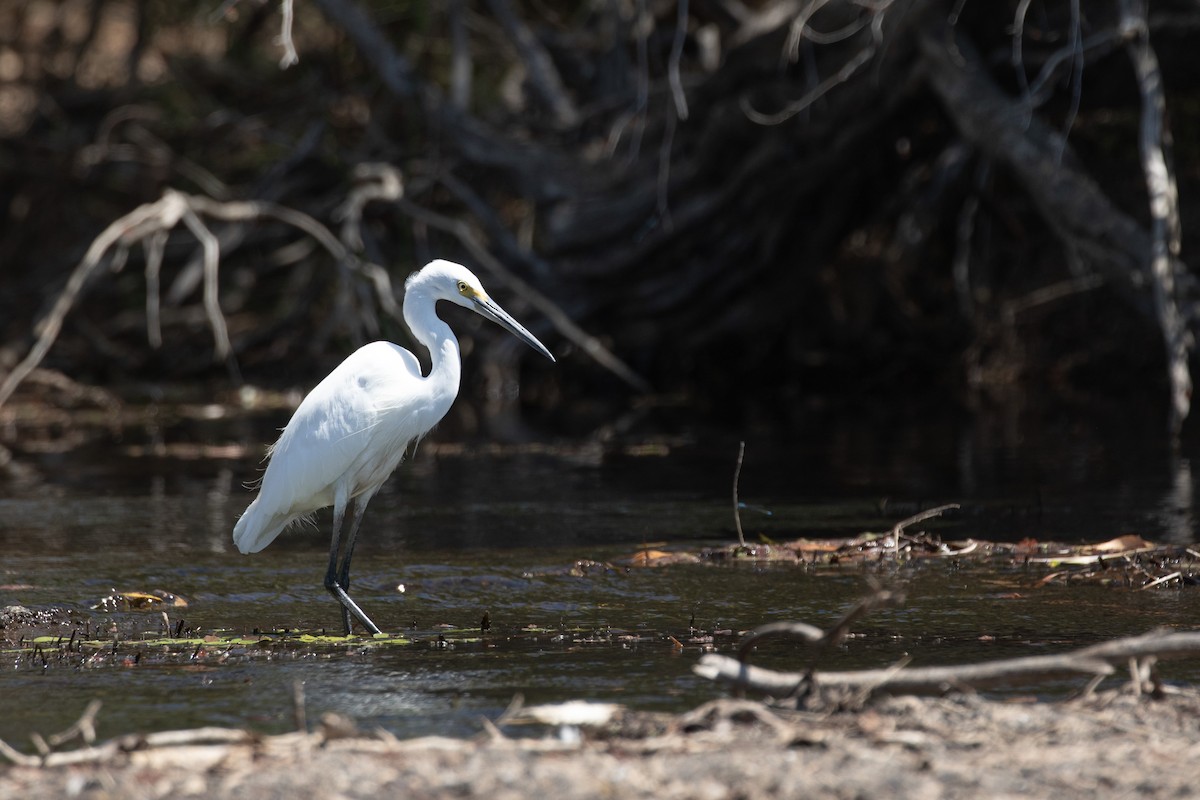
[
  {"left": 406, "top": 259, "right": 488, "bottom": 307},
  {"left": 407, "top": 260, "right": 555, "bottom": 362}
]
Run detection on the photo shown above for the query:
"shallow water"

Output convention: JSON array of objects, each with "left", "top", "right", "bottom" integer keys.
[{"left": 2, "top": 405, "right": 1200, "bottom": 748}]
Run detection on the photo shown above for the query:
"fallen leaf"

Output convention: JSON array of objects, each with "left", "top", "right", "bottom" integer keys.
[{"left": 1086, "top": 535, "right": 1154, "bottom": 554}]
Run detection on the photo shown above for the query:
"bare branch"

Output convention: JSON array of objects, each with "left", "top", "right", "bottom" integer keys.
[
  {"left": 742, "top": 42, "right": 877, "bottom": 126},
  {"left": 1010, "top": 0, "right": 1033, "bottom": 97},
  {"left": 667, "top": 0, "right": 690, "bottom": 121},
  {"left": 1120, "top": 0, "right": 1191, "bottom": 434},
  {"left": 890, "top": 503, "right": 959, "bottom": 538},
  {"left": 0, "top": 194, "right": 184, "bottom": 409},
  {"left": 784, "top": 0, "right": 832, "bottom": 60},
  {"left": 0, "top": 189, "right": 398, "bottom": 411},
  {"left": 334, "top": 163, "right": 405, "bottom": 253},
  {"left": 278, "top": 0, "right": 300, "bottom": 68},
  {"left": 46, "top": 700, "right": 102, "bottom": 748},
  {"left": 142, "top": 230, "right": 168, "bottom": 349},
  {"left": 178, "top": 205, "right": 231, "bottom": 361}
]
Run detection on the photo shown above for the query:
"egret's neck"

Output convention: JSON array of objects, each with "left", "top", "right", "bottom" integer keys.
[{"left": 404, "top": 289, "right": 462, "bottom": 402}]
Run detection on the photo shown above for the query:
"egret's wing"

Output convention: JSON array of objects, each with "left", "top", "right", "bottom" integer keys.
[{"left": 253, "top": 342, "right": 425, "bottom": 520}]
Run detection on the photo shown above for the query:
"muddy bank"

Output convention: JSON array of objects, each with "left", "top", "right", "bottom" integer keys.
[{"left": 2, "top": 690, "right": 1197, "bottom": 799}]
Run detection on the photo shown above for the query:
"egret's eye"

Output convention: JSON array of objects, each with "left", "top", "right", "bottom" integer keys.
[{"left": 456, "top": 281, "right": 469, "bottom": 295}]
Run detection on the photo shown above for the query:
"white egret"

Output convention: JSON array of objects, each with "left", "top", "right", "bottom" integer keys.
[{"left": 233, "top": 259, "right": 554, "bottom": 634}]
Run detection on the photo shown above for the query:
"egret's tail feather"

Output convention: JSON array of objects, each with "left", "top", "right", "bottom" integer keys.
[{"left": 233, "top": 499, "right": 296, "bottom": 554}]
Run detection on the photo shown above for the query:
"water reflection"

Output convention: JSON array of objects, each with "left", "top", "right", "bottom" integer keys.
[{"left": 1158, "top": 456, "right": 1195, "bottom": 544}]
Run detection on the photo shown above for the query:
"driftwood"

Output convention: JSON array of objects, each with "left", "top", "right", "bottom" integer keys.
[{"left": 695, "top": 629, "right": 1200, "bottom": 699}]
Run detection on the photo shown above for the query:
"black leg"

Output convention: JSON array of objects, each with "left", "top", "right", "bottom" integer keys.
[
  {"left": 323, "top": 495, "right": 346, "bottom": 601},
  {"left": 337, "top": 492, "right": 372, "bottom": 591},
  {"left": 336, "top": 494, "right": 373, "bottom": 634},
  {"left": 323, "top": 494, "right": 382, "bottom": 636}
]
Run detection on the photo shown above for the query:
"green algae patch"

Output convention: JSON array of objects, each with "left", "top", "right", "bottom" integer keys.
[{"left": 3, "top": 629, "right": 414, "bottom": 660}]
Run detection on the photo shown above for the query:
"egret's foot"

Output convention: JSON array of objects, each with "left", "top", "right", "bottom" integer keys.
[{"left": 325, "top": 582, "right": 382, "bottom": 636}]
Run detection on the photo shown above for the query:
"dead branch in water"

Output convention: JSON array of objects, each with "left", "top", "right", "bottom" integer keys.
[
  {"left": 696, "top": 629, "right": 1200, "bottom": 700},
  {"left": 737, "top": 588, "right": 907, "bottom": 675},
  {"left": 731, "top": 441, "right": 747, "bottom": 548}
]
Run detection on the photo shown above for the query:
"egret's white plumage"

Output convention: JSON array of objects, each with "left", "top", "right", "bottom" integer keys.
[
  {"left": 233, "top": 259, "right": 554, "bottom": 633},
  {"left": 231, "top": 340, "right": 433, "bottom": 554}
]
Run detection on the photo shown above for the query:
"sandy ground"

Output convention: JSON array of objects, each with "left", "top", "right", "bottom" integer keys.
[{"left": 3, "top": 690, "right": 1199, "bottom": 799}]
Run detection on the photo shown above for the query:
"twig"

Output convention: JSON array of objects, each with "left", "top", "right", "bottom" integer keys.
[
  {"left": 1055, "top": 0, "right": 1084, "bottom": 163},
  {"left": 732, "top": 441, "right": 747, "bottom": 547},
  {"left": 952, "top": 158, "right": 988, "bottom": 317},
  {"left": 783, "top": 0, "right": 832, "bottom": 61},
  {"left": 1003, "top": 275, "right": 1106, "bottom": 321},
  {"left": 179, "top": 206, "right": 231, "bottom": 361},
  {"left": 47, "top": 700, "right": 102, "bottom": 748},
  {"left": 743, "top": 3, "right": 888, "bottom": 127},
  {"left": 133, "top": 727, "right": 254, "bottom": 748},
  {"left": 0, "top": 736, "right": 38, "bottom": 767},
  {"left": 667, "top": 0, "right": 690, "bottom": 121},
  {"left": 812, "top": 589, "right": 906, "bottom": 658},
  {"left": 890, "top": 503, "right": 959, "bottom": 539},
  {"left": 737, "top": 621, "right": 824, "bottom": 662},
  {"left": 1139, "top": 571, "right": 1181, "bottom": 591},
  {"left": 1010, "top": 0, "right": 1033, "bottom": 98},
  {"left": 742, "top": 43, "right": 876, "bottom": 126},
  {"left": 277, "top": 0, "right": 300, "bottom": 68}
]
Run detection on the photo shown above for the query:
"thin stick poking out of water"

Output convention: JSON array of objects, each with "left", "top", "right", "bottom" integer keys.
[
  {"left": 732, "top": 441, "right": 747, "bottom": 548},
  {"left": 292, "top": 680, "right": 307, "bottom": 733}
]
